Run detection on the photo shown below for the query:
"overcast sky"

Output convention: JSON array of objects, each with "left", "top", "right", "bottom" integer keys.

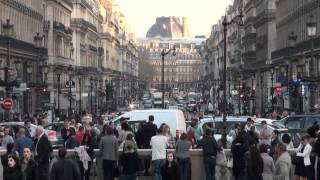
[{"left": 117, "top": 0, "right": 233, "bottom": 38}]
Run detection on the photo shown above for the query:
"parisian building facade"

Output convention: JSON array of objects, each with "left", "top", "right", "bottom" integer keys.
[
  {"left": 0, "top": 0, "right": 139, "bottom": 119},
  {"left": 202, "top": 0, "right": 320, "bottom": 115}
]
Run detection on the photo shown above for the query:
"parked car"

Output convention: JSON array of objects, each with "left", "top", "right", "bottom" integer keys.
[
  {"left": 43, "top": 121, "right": 65, "bottom": 148},
  {"left": 0, "top": 122, "right": 59, "bottom": 148},
  {"left": 143, "top": 99, "right": 153, "bottom": 109},
  {"left": 280, "top": 114, "right": 320, "bottom": 130}
]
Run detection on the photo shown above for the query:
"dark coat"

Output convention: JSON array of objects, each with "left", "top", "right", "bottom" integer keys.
[
  {"left": 245, "top": 151, "right": 263, "bottom": 180},
  {"left": 24, "top": 159, "right": 37, "bottom": 180},
  {"left": 231, "top": 143, "right": 247, "bottom": 177},
  {"left": 142, "top": 122, "right": 157, "bottom": 148},
  {"left": 3, "top": 167, "right": 24, "bottom": 180},
  {"left": 50, "top": 158, "right": 81, "bottom": 180},
  {"left": 61, "top": 127, "right": 68, "bottom": 142},
  {"left": 161, "top": 162, "right": 180, "bottom": 180},
  {"left": 65, "top": 136, "right": 79, "bottom": 149},
  {"left": 82, "top": 133, "right": 97, "bottom": 159},
  {"left": 34, "top": 135, "right": 52, "bottom": 164}
]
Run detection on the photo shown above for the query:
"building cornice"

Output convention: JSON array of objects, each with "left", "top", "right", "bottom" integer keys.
[{"left": 0, "top": 0, "right": 43, "bottom": 21}]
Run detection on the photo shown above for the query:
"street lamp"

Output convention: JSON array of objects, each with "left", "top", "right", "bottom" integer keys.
[
  {"left": 67, "top": 65, "right": 73, "bottom": 117},
  {"left": 288, "top": 31, "right": 297, "bottom": 111},
  {"left": 78, "top": 76, "right": 82, "bottom": 115},
  {"left": 161, "top": 45, "right": 176, "bottom": 109},
  {"left": 90, "top": 77, "right": 94, "bottom": 114},
  {"left": 221, "top": 11, "right": 243, "bottom": 148},
  {"left": 306, "top": 15, "right": 317, "bottom": 111},
  {"left": 260, "top": 72, "right": 264, "bottom": 114},
  {"left": 237, "top": 76, "right": 241, "bottom": 115},
  {"left": 55, "top": 68, "right": 62, "bottom": 117},
  {"left": 34, "top": 32, "right": 43, "bottom": 111},
  {"left": 251, "top": 74, "right": 256, "bottom": 115},
  {"left": 270, "top": 68, "right": 275, "bottom": 112}
]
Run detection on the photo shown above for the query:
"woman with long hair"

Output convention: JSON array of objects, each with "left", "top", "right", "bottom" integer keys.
[
  {"left": 163, "top": 125, "right": 175, "bottom": 149},
  {"left": 161, "top": 152, "right": 180, "bottom": 180},
  {"left": 231, "top": 135, "right": 247, "bottom": 180},
  {"left": 246, "top": 145, "right": 263, "bottom": 180},
  {"left": 176, "top": 133, "right": 192, "bottom": 180},
  {"left": 295, "top": 135, "right": 313, "bottom": 180},
  {"left": 260, "top": 144, "right": 275, "bottom": 180},
  {"left": 3, "top": 154, "right": 23, "bottom": 180},
  {"left": 82, "top": 125, "right": 97, "bottom": 180}
]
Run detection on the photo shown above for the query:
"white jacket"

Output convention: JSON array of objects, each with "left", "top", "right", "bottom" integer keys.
[
  {"left": 75, "top": 146, "right": 92, "bottom": 170},
  {"left": 296, "top": 143, "right": 312, "bottom": 166}
]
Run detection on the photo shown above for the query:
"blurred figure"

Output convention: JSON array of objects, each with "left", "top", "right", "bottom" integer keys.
[
  {"left": 247, "top": 126, "right": 259, "bottom": 146},
  {"left": 61, "top": 120, "right": 70, "bottom": 142},
  {"left": 119, "top": 133, "right": 138, "bottom": 152},
  {"left": 50, "top": 147, "right": 81, "bottom": 180},
  {"left": 81, "top": 125, "right": 97, "bottom": 180},
  {"left": 228, "top": 123, "right": 239, "bottom": 142},
  {"left": 120, "top": 141, "right": 139, "bottom": 180},
  {"left": 260, "top": 144, "right": 275, "bottom": 180},
  {"left": 176, "top": 133, "right": 191, "bottom": 180},
  {"left": 281, "top": 134, "right": 294, "bottom": 150},
  {"left": 3, "top": 154, "right": 23, "bottom": 180},
  {"left": 259, "top": 121, "right": 272, "bottom": 145},
  {"left": 65, "top": 127, "right": 79, "bottom": 149},
  {"left": 295, "top": 135, "right": 313, "bottom": 180},
  {"left": 163, "top": 125, "right": 175, "bottom": 149},
  {"left": 231, "top": 136, "right": 247, "bottom": 180},
  {"left": 1, "top": 143, "right": 16, "bottom": 170},
  {"left": 75, "top": 125, "right": 85, "bottom": 144},
  {"left": 274, "top": 142, "right": 292, "bottom": 180},
  {"left": 150, "top": 129, "right": 168, "bottom": 180},
  {"left": 15, "top": 127, "right": 33, "bottom": 158},
  {"left": 245, "top": 145, "right": 263, "bottom": 180},
  {"left": 21, "top": 147, "right": 37, "bottom": 180},
  {"left": 142, "top": 115, "right": 157, "bottom": 176},
  {"left": 270, "top": 130, "right": 280, "bottom": 159},
  {"left": 1, "top": 127, "right": 14, "bottom": 148},
  {"left": 245, "top": 118, "right": 254, "bottom": 132},
  {"left": 161, "top": 152, "right": 180, "bottom": 180}
]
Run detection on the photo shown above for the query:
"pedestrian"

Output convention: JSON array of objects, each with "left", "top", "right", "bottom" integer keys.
[
  {"left": 99, "top": 126, "right": 118, "bottom": 180},
  {"left": 65, "top": 127, "right": 80, "bottom": 149},
  {"left": 118, "top": 120, "right": 133, "bottom": 144},
  {"left": 21, "top": 147, "right": 37, "bottom": 180},
  {"left": 163, "top": 124, "right": 175, "bottom": 149},
  {"left": 1, "top": 143, "right": 17, "bottom": 170},
  {"left": 245, "top": 118, "right": 253, "bottom": 132},
  {"left": 89, "top": 121, "right": 101, "bottom": 136},
  {"left": 15, "top": 127, "right": 34, "bottom": 158},
  {"left": 50, "top": 147, "right": 81, "bottom": 180},
  {"left": 281, "top": 133, "right": 294, "bottom": 150},
  {"left": 75, "top": 125, "right": 85, "bottom": 144},
  {"left": 270, "top": 129, "right": 280, "bottom": 159},
  {"left": 197, "top": 128, "right": 222, "bottom": 180},
  {"left": 1, "top": 127, "right": 14, "bottom": 148},
  {"left": 245, "top": 145, "right": 263, "bottom": 180},
  {"left": 119, "top": 133, "right": 138, "bottom": 152},
  {"left": 186, "top": 120, "right": 197, "bottom": 147},
  {"left": 231, "top": 136, "right": 247, "bottom": 180},
  {"left": 176, "top": 133, "right": 191, "bottom": 180},
  {"left": 150, "top": 128, "right": 168, "bottom": 180},
  {"left": 142, "top": 115, "right": 157, "bottom": 176},
  {"left": 295, "top": 135, "right": 313, "bottom": 180},
  {"left": 247, "top": 126, "right": 259, "bottom": 146},
  {"left": 161, "top": 152, "right": 180, "bottom": 180},
  {"left": 3, "top": 154, "right": 23, "bottom": 180},
  {"left": 119, "top": 141, "right": 139, "bottom": 180},
  {"left": 61, "top": 120, "right": 70, "bottom": 142},
  {"left": 274, "top": 142, "right": 292, "bottom": 180},
  {"left": 259, "top": 120, "right": 272, "bottom": 145},
  {"left": 24, "top": 121, "right": 33, "bottom": 138},
  {"left": 314, "top": 130, "right": 320, "bottom": 180},
  {"left": 228, "top": 123, "right": 239, "bottom": 142},
  {"left": 134, "top": 123, "right": 144, "bottom": 148},
  {"left": 34, "top": 126, "right": 52, "bottom": 180},
  {"left": 260, "top": 144, "right": 275, "bottom": 180},
  {"left": 82, "top": 125, "right": 97, "bottom": 180}
]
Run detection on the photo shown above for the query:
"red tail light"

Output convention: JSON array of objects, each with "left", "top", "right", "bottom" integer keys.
[{"left": 48, "top": 131, "right": 56, "bottom": 137}]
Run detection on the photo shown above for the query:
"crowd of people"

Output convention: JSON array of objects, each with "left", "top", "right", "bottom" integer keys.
[{"left": 0, "top": 114, "right": 319, "bottom": 180}]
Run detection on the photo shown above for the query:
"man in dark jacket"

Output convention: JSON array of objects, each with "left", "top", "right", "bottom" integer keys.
[
  {"left": 61, "top": 120, "right": 70, "bottom": 142},
  {"left": 34, "top": 126, "right": 52, "bottom": 180},
  {"left": 141, "top": 115, "right": 157, "bottom": 176},
  {"left": 50, "top": 147, "right": 81, "bottom": 180},
  {"left": 198, "top": 128, "right": 222, "bottom": 180},
  {"left": 21, "top": 147, "right": 37, "bottom": 180}
]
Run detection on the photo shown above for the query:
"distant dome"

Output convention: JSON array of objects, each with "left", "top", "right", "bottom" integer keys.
[{"left": 146, "top": 16, "right": 190, "bottom": 39}]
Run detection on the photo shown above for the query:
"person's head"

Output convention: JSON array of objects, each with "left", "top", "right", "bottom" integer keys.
[
  {"left": 272, "top": 130, "right": 279, "bottom": 139},
  {"left": 204, "top": 128, "right": 212, "bottom": 137},
  {"left": 238, "top": 124, "right": 245, "bottom": 132},
  {"left": 149, "top": 115, "right": 154, "bottom": 122},
  {"left": 7, "top": 154, "right": 20, "bottom": 169},
  {"left": 18, "top": 127, "right": 26, "bottom": 137},
  {"left": 106, "top": 126, "right": 114, "bottom": 135},
  {"left": 78, "top": 126, "right": 84, "bottom": 133},
  {"left": 70, "top": 119, "right": 76, "bottom": 125},
  {"left": 126, "top": 133, "right": 134, "bottom": 141},
  {"left": 166, "top": 152, "right": 175, "bottom": 163},
  {"left": 301, "top": 134, "right": 311, "bottom": 145},
  {"left": 180, "top": 133, "right": 187, "bottom": 140},
  {"left": 164, "top": 125, "right": 171, "bottom": 134},
  {"left": 24, "top": 120, "right": 31, "bottom": 129},
  {"left": 35, "top": 126, "right": 44, "bottom": 137},
  {"left": 4, "top": 127, "right": 10, "bottom": 135},
  {"left": 247, "top": 118, "right": 253, "bottom": 125},
  {"left": 89, "top": 122, "right": 95, "bottom": 128},
  {"left": 275, "top": 142, "right": 287, "bottom": 155},
  {"left": 259, "top": 144, "right": 268, "bottom": 153},
  {"left": 281, "top": 133, "right": 291, "bottom": 144},
  {"left": 261, "top": 121, "right": 267, "bottom": 129},
  {"left": 64, "top": 120, "right": 70, "bottom": 128},
  {"left": 23, "top": 147, "right": 33, "bottom": 161},
  {"left": 250, "top": 125, "right": 256, "bottom": 132},
  {"left": 6, "top": 143, "right": 15, "bottom": 152},
  {"left": 68, "top": 127, "right": 76, "bottom": 136},
  {"left": 58, "top": 147, "right": 67, "bottom": 158},
  {"left": 157, "top": 128, "right": 163, "bottom": 135}
]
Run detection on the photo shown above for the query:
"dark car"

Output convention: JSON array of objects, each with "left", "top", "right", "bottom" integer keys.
[
  {"left": 280, "top": 114, "right": 320, "bottom": 130},
  {"left": 43, "top": 122, "right": 65, "bottom": 148}
]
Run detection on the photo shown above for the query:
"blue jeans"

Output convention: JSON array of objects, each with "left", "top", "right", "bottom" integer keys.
[
  {"left": 120, "top": 174, "right": 136, "bottom": 180},
  {"left": 177, "top": 157, "right": 191, "bottom": 180},
  {"left": 204, "top": 156, "right": 216, "bottom": 180},
  {"left": 152, "top": 159, "right": 165, "bottom": 180}
]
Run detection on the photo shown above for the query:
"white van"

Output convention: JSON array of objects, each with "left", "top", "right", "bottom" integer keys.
[{"left": 112, "top": 109, "right": 186, "bottom": 137}]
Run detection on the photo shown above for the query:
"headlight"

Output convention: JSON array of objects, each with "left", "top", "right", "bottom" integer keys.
[{"left": 129, "top": 104, "right": 134, "bottom": 109}]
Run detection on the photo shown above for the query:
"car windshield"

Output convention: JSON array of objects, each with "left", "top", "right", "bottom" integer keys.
[{"left": 214, "top": 121, "right": 243, "bottom": 134}]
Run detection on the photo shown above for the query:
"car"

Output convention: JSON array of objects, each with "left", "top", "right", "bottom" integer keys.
[
  {"left": 0, "top": 122, "right": 59, "bottom": 148},
  {"left": 43, "top": 121, "right": 65, "bottom": 148},
  {"left": 280, "top": 114, "right": 320, "bottom": 130},
  {"left": 143, "top": 99, "right": 153, "bottom": 109}
]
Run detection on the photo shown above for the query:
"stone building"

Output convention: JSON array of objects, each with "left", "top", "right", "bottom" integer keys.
[{"left": 0, "top": 0, "right": 47, "bottom": 116}]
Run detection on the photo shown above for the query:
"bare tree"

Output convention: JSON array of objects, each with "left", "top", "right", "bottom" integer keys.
[{"left": 138, "top": 50, "right": 155, "bottom": 87}]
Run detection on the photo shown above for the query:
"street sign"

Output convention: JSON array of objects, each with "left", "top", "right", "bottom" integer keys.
[
  {"left": 65, "top": 80, "right": 75, "bottom": 88},
  {"left": 2, "top": 98, "right": 14, "bottom": 110}
]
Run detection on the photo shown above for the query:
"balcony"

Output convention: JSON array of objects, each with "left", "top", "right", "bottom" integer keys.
[
  {"left": 53, "top": 21, "right": 73, "bottom": 36},
  {"left": 254, "top": 9, "right": 276, "bottom": 27},
  {"left": 71, "top": 18, "right": 97, "bottom": 32},
  {"left": 242, "top": 32, "right": 256, "bottom": 44}
]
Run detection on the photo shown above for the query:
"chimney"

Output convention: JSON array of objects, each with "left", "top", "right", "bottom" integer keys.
[{"left": 182, "top": 17, "right": 191, "bottom": 39}]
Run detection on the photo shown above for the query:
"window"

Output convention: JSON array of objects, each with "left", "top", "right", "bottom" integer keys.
[
  {"left": 304, "top": 117, "right": 320, "bottom": 129},
  {"left": 285, "top": 117, "right": 303, "bottom": 129}
]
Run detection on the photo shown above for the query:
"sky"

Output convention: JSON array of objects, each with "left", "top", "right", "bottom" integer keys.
[{"left": 117, "top": 0, "right": 233, "bottom": 38}]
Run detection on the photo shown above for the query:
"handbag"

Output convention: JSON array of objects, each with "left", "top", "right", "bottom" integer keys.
[{"left": 291, "top": 154, "right": 299, "bottom": 165}]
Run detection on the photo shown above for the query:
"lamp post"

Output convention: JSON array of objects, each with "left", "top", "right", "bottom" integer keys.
[
  {"left": 90, "top": 77, "right": 94, "bottom": 114},
  {"left": 260, "top": 72, "right": 264, "bottom": 114},
  {"left": 251, "top": 74, "right": 256, "bottom": 115},
  {"left": 78, "top": 76, "right": 82, "bottom": 116},
  {"left": 67, "top": 65, "right": 73, "bottom": 117},
  {"left": 55, "top": 68, "right": 62, "bottom": 117},
  {"left": 237, "top": 77, "right": 241, "bottom": 115},
  {"left": 105, "top": 80, "right": 109, "bottom": 113},
  {"left": 161, "top": 45, "right": 176, "bottom": 109},
  {"left": 221, "top": 12, "right": 243, "bottom": 148},
  {"left": 34, "top": 32, "right": 43, "bottom": 111},
  {"left": 306, "top": 15, "right": 317, "bottom": 112},
  {"left": 288, "top": 31, "right": 297, "bottom": 111},
  {"left": 270, "top": 68, "right": 275, "bottom": 112}
]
